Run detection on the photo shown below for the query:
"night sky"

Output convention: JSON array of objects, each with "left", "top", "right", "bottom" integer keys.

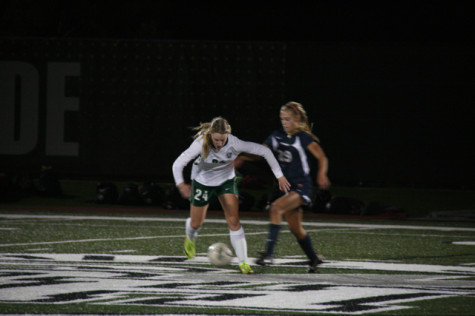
[{"left": 1, "top": 1, "right": 474, "bottom": 43}]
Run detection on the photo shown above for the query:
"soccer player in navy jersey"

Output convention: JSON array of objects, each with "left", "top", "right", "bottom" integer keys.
[{"left": 256, "top": 101, "right": 331, "bottom": 272}]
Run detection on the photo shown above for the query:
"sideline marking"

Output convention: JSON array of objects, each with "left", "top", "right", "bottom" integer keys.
[
  {"left": 0, "top": 232, "right": 265, "bottom": 248},
  {"left": 453, "top": 241, "right": 475, "bottom": 246},
  {"left": 1, "top": 213, "right": 475, "bottom": 231}
]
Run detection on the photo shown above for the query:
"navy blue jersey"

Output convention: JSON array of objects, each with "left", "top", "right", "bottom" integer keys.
[{"left": 264, "top": 129, "right": 317, "bottom": 182}]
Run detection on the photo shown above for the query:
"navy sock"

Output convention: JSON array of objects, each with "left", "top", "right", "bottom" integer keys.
[
  {"left": 297, "top": 234, "right": 317, "bottom": 261},
  {"left": 264, "top": 224, "right": 281, "bottom": 257}
]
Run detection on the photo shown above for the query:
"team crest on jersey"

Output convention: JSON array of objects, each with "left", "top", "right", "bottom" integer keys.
[
  {"left": 194, "top": 155, "right": 202, "bottom": 165},
  {"left": 226, "top": 151, "right": 232, "bottom": 158}
]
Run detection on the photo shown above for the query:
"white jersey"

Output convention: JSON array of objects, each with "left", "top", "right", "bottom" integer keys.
[{"left": 172, "top": 134, "right": 284, "bottom": 186}]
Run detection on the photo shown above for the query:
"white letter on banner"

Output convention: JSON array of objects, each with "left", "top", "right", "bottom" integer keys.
[
  {"left": 45, "top": 62, "right": 80, "bottom": 156},
  {"left": 0, "top": 61, "right": 39, "bottom": 155}
]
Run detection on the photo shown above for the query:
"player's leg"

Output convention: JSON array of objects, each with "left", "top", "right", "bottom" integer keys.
[
  {"left": 285, "top": 207, "right": 306, "bottom": 239},
  {"left": 218, "top": 193, "right": 241, "bottom": 230},
  {"left": 286, "top": 207, "right": 322, "bottom": 272},
  {"left": 256, "top": 192, "right": 302, "bottom": 265},
  {"left": 218, "top": 194, "right": 245, "bottom": 259},
  {"left": 186, "top": 204, "right": 208, "bottom": 240},
  {"left": 185, "top": 180, "right": 211, "bottom": 259},
  {"left": 285, "top": 178, "right": 322, "bottom": 271},
  {"left": 184, "top": 204, "right": 208, "bottom": 259},
  {"left": 270, "top": 191, "right": 302, "bottom": 225},
  {"left": 218, "top": 192, "right": 253, "bottom": 274}
]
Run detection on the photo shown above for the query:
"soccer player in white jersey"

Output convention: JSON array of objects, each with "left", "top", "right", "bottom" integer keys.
[
  {"left": 172, "top": 117, "right": 290, "bottom": 274},
  {"left": 255, "top": 101, "right": 331, "bottom": 272}
]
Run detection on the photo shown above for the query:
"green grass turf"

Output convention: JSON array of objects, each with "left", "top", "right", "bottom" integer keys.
[
  {"left": 1, "top": 213, "right": 473, "bottom": 262},
  {"left": 1, "top": 210, "right": 474, "bottom": 315},
  {"left": 1, "top": 178, "right": 474, "bottom": 315}
]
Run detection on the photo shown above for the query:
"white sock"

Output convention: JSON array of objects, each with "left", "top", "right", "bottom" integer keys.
[
  {"left": 230, "top": 226, "right": 248, "bottom": 263},
  {"left": 186, "top": 217, "right": 200, "bottom": 241}
]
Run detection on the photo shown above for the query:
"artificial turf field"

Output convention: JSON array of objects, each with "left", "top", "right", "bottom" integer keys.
[{"left": 1, "top": 209, "right": 474, "bottom": 315}]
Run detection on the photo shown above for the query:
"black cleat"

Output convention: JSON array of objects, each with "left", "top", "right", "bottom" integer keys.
[
  {"left": 307, "top": 255, "right": 324, "bottom": 273},
  {"left": 255, "top": 252, "right": 273, "bottom": 266}
]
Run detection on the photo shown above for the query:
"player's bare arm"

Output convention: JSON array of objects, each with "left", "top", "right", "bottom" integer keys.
[{"left": 307, "top": 142, "right": 331, "bottom": 189}]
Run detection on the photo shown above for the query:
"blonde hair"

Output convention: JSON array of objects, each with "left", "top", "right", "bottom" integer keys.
[
  {"left": 192, "top": 117, "right": 232, "bottom": 158},
  {"left": 281, "top": 101, "right": 319, "bottom": 142}
]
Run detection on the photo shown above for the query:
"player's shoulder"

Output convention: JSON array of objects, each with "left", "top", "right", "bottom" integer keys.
[
  {"left": 228, "top": 134, "right": 261, "bottom": 148},
  {"left": 296, "top": 130, "right": 318, "bottom": 144},
  {"left": 227, "top": 133, "right": 239, "bottom": 143},
  {"left": 226, "top": 134, "right": 244, "bottom": 148},
  {"left": 296, "top": 130, "right": 311, "bottom": 138},
  {"left": 192, "top": 136, "right": 204, "bottom": 145}
]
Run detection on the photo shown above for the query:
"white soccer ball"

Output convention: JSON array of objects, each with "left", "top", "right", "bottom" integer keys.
[{"left": 207, "top": 242, "right": 233, "bottom": 266}]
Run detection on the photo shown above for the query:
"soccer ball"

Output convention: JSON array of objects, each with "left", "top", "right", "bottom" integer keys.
[{"left": 207, "top": 242, "right": 233, "bottom": 266}]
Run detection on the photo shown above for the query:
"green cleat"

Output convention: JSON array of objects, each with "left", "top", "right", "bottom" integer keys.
[
  {"left": 239, "top": 262, "right": 254, "bottom": 274},
  {"left": 184, "top": 237, "right": 196, "bottom": 259}
]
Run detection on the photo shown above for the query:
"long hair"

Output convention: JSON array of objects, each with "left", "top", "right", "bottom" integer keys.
[
  {"left": 281, "top": 101, "right": 320, "bottom": 142},
  {"left": 192, "top": 117, "right": 232, "bottom": 158}
]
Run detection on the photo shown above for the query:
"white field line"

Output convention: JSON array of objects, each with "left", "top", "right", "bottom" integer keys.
[
  {"left": 453, "top": 241, "right": 475, "bottom": 246},
  {"left": 1, "top": 213, "right": 475, "bottom": 232},
  {"left": 1, "top": 213, "right": 474, "bottom": 248},
  {"left": 0, "top": 232, "right": 234, "bottom": 248},
  {"left": 0, "top": 228, "right": 360, "bottom": 248},
  {"left": 3, "top": 228, "right": 472, "bottom": 248},
  {"left": 0, "top": 230, "right": 287, "bottom": 248},
  {"left": 313, "top": 230, "right": 475, "bottom": 239}
]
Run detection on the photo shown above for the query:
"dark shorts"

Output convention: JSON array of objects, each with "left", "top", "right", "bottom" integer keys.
[
  {"left": 270, "top": 177, "right": 313, "bottom": 209},
  {"left": 190, "top": 178, "right": 238, "bottom": 207}
]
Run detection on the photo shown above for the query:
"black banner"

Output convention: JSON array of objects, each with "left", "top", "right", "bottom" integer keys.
[
  {"left": 1, "top": 38, "right": 473, "bottom": 187},
  {"left": 0, "top": 39, "right": 286, "bottom": 179}
]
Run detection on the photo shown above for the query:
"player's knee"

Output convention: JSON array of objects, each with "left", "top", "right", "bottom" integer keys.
[
  {"left": 226, "top": 217, "right": 240, "bottom": 230},
  {"left": 269, "top": 202, "right": 285, "bottom": 216},
  {"left": 228, "top": 222, "right": 240, "bottom": 231},
  {"left": 190, "top": 219, "right": 203, "bottom": 229}
]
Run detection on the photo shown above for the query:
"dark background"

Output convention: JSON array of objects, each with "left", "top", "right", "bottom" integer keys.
[
  {"left": 1, "top": 1, "right": 474, "bottom": 188},
  {"left": 1, "top": 1, "right": 474, "bottom": 43}
]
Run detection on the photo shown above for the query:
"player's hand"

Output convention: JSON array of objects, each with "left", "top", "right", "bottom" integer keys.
[
  {"left": 317, "top": 174, "right": 331, "bottom": 189},
  {"left": 277, "top": 176, "right": 291, "bottom": 193},
  {"left": 177, "top": 183, "right": 191, "bottom": 199}
]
